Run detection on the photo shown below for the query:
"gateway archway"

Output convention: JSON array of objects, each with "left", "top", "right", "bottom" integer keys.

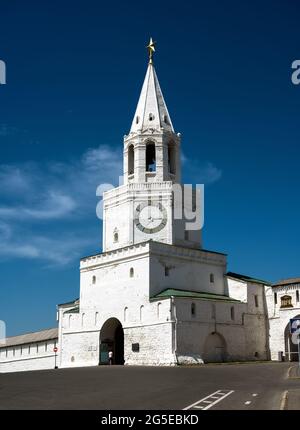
[
  {"left": 284, "top": 314, "right": 300, "bottom": 362},
  {"left": 203, "top": 332, "right": 227, "bottom": 363},
  {"left": 99, "top": 318, "right": 124, "bottom": 365}
]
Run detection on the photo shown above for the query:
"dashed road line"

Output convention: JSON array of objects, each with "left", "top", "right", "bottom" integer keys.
[
  {"left": 183, "top": 389, "right": 234, "bottom": 411},
  {"left": 245, "top": 401, "right": 252, "bottom": 405}
]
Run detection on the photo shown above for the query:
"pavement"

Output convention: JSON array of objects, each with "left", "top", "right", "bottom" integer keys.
[
  {"left": 0, "top": 362, "right": 299, "bottom": 410},
  {"left": 284, "top": 364, "right": 300, "bottom": 410}
]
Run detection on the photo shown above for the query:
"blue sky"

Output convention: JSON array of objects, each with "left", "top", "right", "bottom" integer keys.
[{"left": 0, "top": 0, "right": 300, "bottom": 336}]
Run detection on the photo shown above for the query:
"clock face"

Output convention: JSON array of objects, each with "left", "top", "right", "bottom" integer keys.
[{"left": 134, "top": 202, "right": 167, "bottom": 234}]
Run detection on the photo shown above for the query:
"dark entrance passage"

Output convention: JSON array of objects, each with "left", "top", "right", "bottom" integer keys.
[{"left": 99, "top": 318, "right": 124, "bottom": 365}]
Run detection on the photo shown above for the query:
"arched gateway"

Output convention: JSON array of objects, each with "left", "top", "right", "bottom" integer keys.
[
  {"left": 99, "top": 318, "right": 124, "bottom": 365},
  {"left": 284, "top": 314, "right": 300, "bottom": 362}
]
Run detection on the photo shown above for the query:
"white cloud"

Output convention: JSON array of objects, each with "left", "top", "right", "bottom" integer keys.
[
  {"left": 182, "top": 153, "right": 222, "bottom": 185},
  {"left": 0, "top": 145, "right": 122, "bottom": 265}
]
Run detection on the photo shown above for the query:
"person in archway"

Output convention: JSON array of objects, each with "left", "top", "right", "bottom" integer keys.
[{"left": 108, "top": 350, "right": 113, "bottom": 365}]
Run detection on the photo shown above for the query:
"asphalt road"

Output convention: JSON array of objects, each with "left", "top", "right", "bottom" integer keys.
[{"left": 0, "top": 362, "right": 299, "bottom": 410}]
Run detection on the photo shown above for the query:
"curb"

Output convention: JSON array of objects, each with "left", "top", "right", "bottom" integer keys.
[{"left": 280, "top": 390, "right": 288, "bottom": 410}]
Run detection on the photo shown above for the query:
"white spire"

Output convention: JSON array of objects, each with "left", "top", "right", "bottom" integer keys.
[{"left": 130, "top": 63, "right": 174, "bottom": 134}]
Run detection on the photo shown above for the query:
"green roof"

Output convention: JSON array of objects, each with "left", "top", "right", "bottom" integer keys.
[
  {"left": 227, "top": 272, "right": 271, "bottom": 286},
  {"left": 151, "top": 288, "right": 240, "bottom": 302},
  {"left": 64, "top": 306, "right": 79, "bottom": 314}
]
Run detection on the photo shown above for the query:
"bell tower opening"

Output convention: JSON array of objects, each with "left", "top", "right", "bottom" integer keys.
[
  {"left": 128, "top": 144, "right": 134, "bottom": 175},
  {"left": 168, "top": 143, "right": 176, "bottom": 175},
  {"left": 146, "top": 143, "right": 156, "bottom": 172}
]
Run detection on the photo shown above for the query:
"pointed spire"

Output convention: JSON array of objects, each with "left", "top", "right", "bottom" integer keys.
[{"left": 129, "top": 40, "right": 174, "bottom": 134}]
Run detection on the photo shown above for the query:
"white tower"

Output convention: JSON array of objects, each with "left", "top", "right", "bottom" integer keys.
[{"left": 102, "top": 40, "right": 202, "bottom": 252}]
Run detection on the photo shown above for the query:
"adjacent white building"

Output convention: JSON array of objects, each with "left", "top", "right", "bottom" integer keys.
[{"left": 0, "top": 47, "right": 299, "bottom": 372}]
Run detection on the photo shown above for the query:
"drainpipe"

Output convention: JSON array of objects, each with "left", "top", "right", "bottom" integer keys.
[{"left": 171, "top": 296, "right": 178, "bottom": 365}]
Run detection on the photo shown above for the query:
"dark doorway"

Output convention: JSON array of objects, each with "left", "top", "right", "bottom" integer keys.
[{"left": 99, "top": 318, "right": 124, "bottom": 365}]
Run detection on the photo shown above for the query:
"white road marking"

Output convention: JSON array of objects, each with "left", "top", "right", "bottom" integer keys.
[
  {"left": 245, "top": 401, "right": 251, "bottom": 405},
  {"left": 183, "top": 390, "right": 234, "bottom": 411},
  {"left": 252, "top": 393, "right": 258, "bottom": 397}
]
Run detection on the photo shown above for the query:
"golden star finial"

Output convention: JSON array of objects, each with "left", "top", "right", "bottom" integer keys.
[{"left": 147, "top": 37, "right": 156, "bottom": 64}]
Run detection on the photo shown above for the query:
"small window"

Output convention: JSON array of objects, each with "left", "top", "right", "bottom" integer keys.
[
  {"left": 164, "top": 115, "right": 169, "bottom": 124},
  {"left": 136, "top": 116, "right": 139, "bottom": 124},
  {"left": 13, "top": 348, "right": 15, "bottom": 357},
  {"left": 210, "top": 274, "right": 214, "bottom": 283},
  {"left": 254, "top": 352, "right": 259, "bottom": 358},
  {"left": 114, "top": 232, "right": 119, "bottom": 243},
  {"left": 157, "top": 302, "right": 161, "bottom": 319},
  {"left": 92, "top": 275, "right": 96, "bottom": 285},
  {"left": 184, "top": 231, "right": 189, "bottom": 241},
  {"left": 81, "top": 313, "right": 85, "bottom": 327},
  {"left": 95, "top": 312, "right": 99, "bottom": 326},
  {"left": 124, "top": 307, "right": 128, "bottom": 322},
  {"left": 149, "top": 113, "right": 154, "bottom": 121},
  {"left": 211, "top": 303, "right": 216, "bottom": 319},
  {"left": 28, "top": 345, "right": 31, "bottom": 355},
  {"left": 165, "top": 267, "right": 169, "bottom": 277},
  {"left": 280, "top": 295, "right": 293, "bottom": 308},
  {"left": 45, "top": 342, "right": 48, "bottom": 352},
  {"left": 130, "top": 267, "right": 134, "bottom": 278},
  {"left": 140, "top": 305, "right": 144, "bottom": 321},
  {"left": 274, "top": 292, "right": 277, "bottom": 305},
  {"left": 191, "top": 303, "right": 196, "bottom": 317},
  {"left": 231, "top": 306, "right": 235, "bottom": 321},
  {"left": 296, "top": 290, "right": 299, "bottom": 303},
  {"left": 36, "top": 344, "right": 39, "bottom": 353},
  {"left": 20, "top": 346, "right": 23, "bottom": 356},
  {"left": 254, "top": 295, "right": 259, "bottom": 308}
]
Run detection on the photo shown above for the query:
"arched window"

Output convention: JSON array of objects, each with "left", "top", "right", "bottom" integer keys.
[
  {"left": 210, "top": 274, "right": 214, "bottom": 283},
  {"left": 168, "top": 143, "right": 176, "bottom": 174},
  {"left": 130, "top": 267, "right": 134, "bottom": 278},
  {"left": 231, "top": 306, "right": 235, "bottom": 321},
  {"left": 140, "top": 305, "right": 144, "bottom": 321},
  {"left": 149, "top": 113, "right": 154, "bottom": 121},
  {"left": 165, "top": 267, "right": 169, "bottom": 277},
  {"left": 128, "top": 144, "right": 134, "bottom": 175},
  {"left": 191, "top": 303, "right": 196, "bottom": 317},
  {"left": 92, "top": 275, "right": 96, "bottom": 285},
  {"left": 95, "top": 312, "right": 99, "bottom": 326},
  {"left": 254, "top": 295, "right": 259, "bottom": 308},
  {"left": 274, "top": 292, "right": 277, "bottom": 305},
  {"left": 69, "top": 314, "right": 72, "bottom": 328},
  {"left": 164, "top": 115, "right": 169, "bottom": 125},
  {"left": 81, "top": 313, "right": 85, "bottom": 327},
  {"left": 136, "top": 116, "right": 139, "bottom": 124},
  {"left": 124, "top": 307, "right": 128, "bottom": 322},
  {"left": 281, "top": 295, "right": 293, "bottom": 308},
  {"left": 296, "top": 290, "right": 299, "bottom": 303},
  {"left": 157, "top": 302, "right": 161, "bottom": 319},
  {"left": 146, "top": 143, "right": 156, "bottom": 172},
  {"left": 114, "top": 231, "right": 119, "bottom": 243}
]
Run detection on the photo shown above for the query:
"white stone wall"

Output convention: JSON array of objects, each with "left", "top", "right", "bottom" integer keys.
[
  {"left": 149, "top": 242, "right": 227, "bottom": 297},
  {"left": 266, "top": 283, "right": 300, "bottom": 361},
  {"left": 0, "top": 340, "right": 58, "bottom": 373}
]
